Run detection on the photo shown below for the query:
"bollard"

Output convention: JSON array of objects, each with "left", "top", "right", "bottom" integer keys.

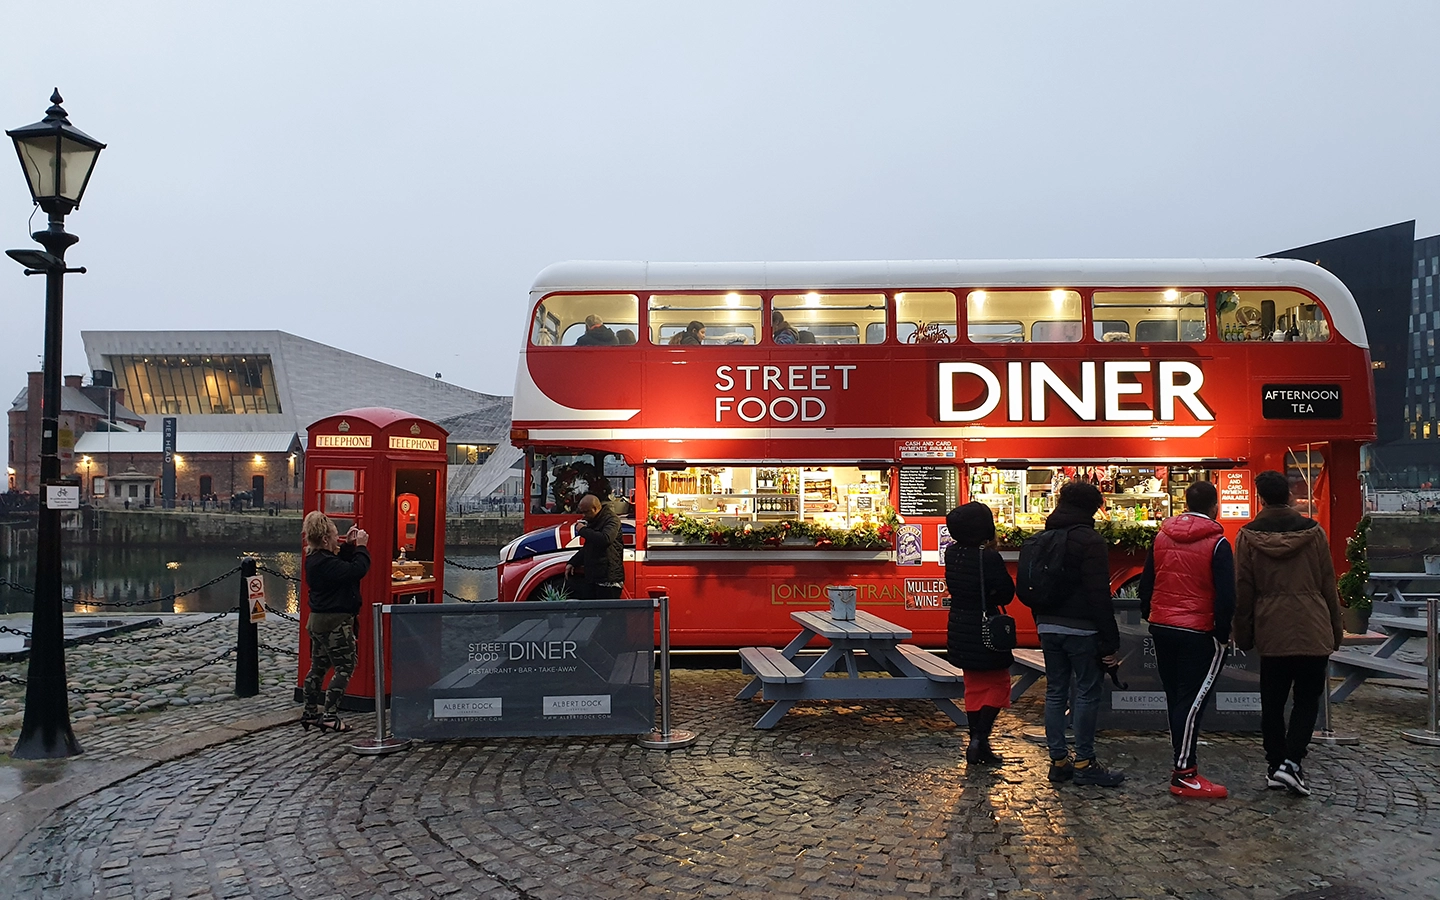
[
  {"left": 1313, "top": 659, "right": 1358, "bottom": 745},
  {"left": 638, "top": 588, "right": 697, "bottom": 750},
  {"left": 235, "top": 557, "right": 259, "bottom": 697},
  {"left": 352, "top": 603, "right": 410, "bottom": 755},
  {"left": 1401, "top": 597, "right": 1440, "bottom": 746}
]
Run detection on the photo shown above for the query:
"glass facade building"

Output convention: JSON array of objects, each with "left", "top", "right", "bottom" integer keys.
[{"left": 105, "top": 354, "right": 282, "bottom": 416}]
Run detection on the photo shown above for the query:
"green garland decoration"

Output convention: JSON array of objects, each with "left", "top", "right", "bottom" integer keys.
[
  {"left": 647, "top": 511, "right": 1159, "bottom": 553},
  {"left": 1336, "top": 515, "right": 1371, "bottom": 612},
  {"left": 647, "top": 510, "right": 899, "bottom": 550}
]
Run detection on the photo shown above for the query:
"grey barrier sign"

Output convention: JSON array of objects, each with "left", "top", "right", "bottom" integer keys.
[
  {"left": 388, "top": 600, "right": 654, "bottom": 740},
  {"left": 1098, "top": 601, "right": 1261, "bottom": 732}
]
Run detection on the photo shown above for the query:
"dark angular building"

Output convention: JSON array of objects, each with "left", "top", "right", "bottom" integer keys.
[{"left": 1269, "top": 221, "right": 1440, "bottom": 488}]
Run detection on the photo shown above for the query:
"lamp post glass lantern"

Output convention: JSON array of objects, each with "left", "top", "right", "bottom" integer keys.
[{"left": 6, "top": 90, "right": 104, "bottom": 760}]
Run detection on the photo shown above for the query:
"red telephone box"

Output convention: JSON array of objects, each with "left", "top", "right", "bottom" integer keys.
[{"left": 296, "top": 407, "right": 448, "bottom": 710}]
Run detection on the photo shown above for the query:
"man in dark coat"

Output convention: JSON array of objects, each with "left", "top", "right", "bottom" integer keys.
[
  {"left": 574, "top": 315, "right": 618, "bottom": 346},
  {"left": 1037, "top": 480, "right": 1125, "bottom": 787},
  {"left": 566, "top": 493, "right": 624, "bottom": 599}
]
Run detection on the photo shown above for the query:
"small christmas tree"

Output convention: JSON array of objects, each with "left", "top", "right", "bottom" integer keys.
[{"left": 1336, "top": 516, "right": 1371, "bottom": 612}]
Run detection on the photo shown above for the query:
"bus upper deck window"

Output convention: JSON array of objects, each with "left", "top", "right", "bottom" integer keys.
[
  {"left": 966, "top": 290, "right": 1081, "bottom": 343},
  {"left": 772, "top": 292, "right": 886, "bottom": 344},
  {"left": 1216, "top": 289, "right": 1331, "bottom": 342},
  {"left": 896, "top": 291, "right": 958, "bottom": 344},
  {"left": 529, "top": 293, "right": 639, "bottom": 347},
  {"left": 648, "top": 293, "right": 762, "bottom": 345},
  {"left": 1092, "top": 290, "right": 1207, "bottom": 343}
]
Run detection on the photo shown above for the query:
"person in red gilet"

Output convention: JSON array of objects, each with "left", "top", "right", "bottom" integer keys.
[{"left": 1138, "top": 479, "right": 1236, "bottom": 799}]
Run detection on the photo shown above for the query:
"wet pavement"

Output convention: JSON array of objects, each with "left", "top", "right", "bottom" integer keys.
[{"left": 1, "top": 667, "right": 1439, "bottom": 899}]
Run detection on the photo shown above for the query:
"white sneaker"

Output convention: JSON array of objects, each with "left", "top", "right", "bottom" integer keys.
[
  {"left": 1265, "top": 767, "right": 1286, "bottom": 790},
  {"left": 1272, "top": 759, "right": 1310, "bottom": 797}
]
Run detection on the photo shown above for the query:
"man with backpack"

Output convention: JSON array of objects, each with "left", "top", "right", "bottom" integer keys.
[
  {"left": 1138, "top": 480, "right": 1235, "bottom": 799},
  {"left": 1018, "top": 480, "right": 1125, "bottom": 787}
]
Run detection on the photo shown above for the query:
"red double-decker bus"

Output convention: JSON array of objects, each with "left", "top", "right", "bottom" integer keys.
[{"left": 498, "top": 259, "right": 1375, "bottom": 649}]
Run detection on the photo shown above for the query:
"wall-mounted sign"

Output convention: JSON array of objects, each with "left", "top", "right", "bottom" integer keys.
[
  {"left": 897, "top": 439, "right": 958, "bottom": 460},
  {"left": 895, "top": 523, "right": 923, "bottom": 566},
  {"left": 247, "top": 575, "right": 267, "bottom": 623},
  {"left": 1261, "top": 384, "right": 1342, "bottom": 419},
  {"left": 45, "top": 484, "right": 80, "bottom": 509},
  {"left": 389, "top": 436, "right": 440, "bottom": 452},
  {"left": 1216, "top": 469, "right": 1254, "bottom": 520},
  {"left": 903, "top": 577, "right": 948, "bottom": 610},
  {"left": 315, "top": 434, "right": 373, "bottom": 449}
]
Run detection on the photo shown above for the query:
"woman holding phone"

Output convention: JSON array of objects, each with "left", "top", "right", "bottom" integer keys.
[{"left": 300, "top": 511, "right": 370, "bottom": 732}]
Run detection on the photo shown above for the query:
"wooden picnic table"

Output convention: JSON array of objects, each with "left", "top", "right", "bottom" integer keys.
[
  {"left": 1329, "top": 604, "right": 1432, "bottom": 702},
  {"left": 735, "top": 609, "right": 967, "bottom": 729},
  {"left": 1367, "top": 572, "right": 1440, "bottom": 615}
]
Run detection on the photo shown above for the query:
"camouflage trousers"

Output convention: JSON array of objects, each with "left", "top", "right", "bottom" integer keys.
[{"left": 303, "top": 613, "right": 357, "bottom": 715}]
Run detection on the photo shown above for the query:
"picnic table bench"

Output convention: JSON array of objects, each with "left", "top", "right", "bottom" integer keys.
[
  {"left": 737, "top": 610, "right": 968, "bottom": 729},
  {"left": 1329, "top": 610, "right": 1430, "bottom": 702}
]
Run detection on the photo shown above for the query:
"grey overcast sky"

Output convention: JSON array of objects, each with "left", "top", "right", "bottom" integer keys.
[{"left": 4, "top": 2, "right": 1440, "bottom": 405}]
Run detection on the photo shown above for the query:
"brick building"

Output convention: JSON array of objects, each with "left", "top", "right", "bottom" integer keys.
[{"left": 7, "top": 371, "right": 146, "bottom": 494}]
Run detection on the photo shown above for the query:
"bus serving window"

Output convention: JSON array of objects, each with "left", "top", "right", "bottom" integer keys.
[
  {"left": 529, "top": 450, "right": 635, "bottom": 515},
  {"left": 648, "top": 293, "right": 762, "bottom": 345},
  {"left": 966, "top": 290, "right": 1082, "bottom": 343},
  {"left": 772, "top": 292, "right": 886, "bottom": 345},
  {"left": 529, "top": 293, "right": 639, "bottom": 347},
  {"left": 1092, "top": 290, "right": 1207, "bottom": 343},
  {"left": 896, "top": 291, "right": 958, "bottom": 344},
  {"left": 1216, "top": 289, "right": 1331, "bottom": 342}
]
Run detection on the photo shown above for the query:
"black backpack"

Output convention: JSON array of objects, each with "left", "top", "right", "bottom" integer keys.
[{"left": 1015, "top": 526, "right": 1076, "bottom": 612}]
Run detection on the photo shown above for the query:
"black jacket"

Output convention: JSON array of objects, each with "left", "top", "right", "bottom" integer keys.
[
  {"left": 575, "top": 325, "right": 617, "bottom": 346},
  {"left": 1034, "top": 504, "right": 1120, "bottom": 656},
  {"left": 570, "top": 508, "right": 624, "bottom": 585},
  {"left": 945, "top": 544, "right": 1016, "bottom": 671},
  {"left": 305, "top": 544, "right": 371, "bottom": 616}
]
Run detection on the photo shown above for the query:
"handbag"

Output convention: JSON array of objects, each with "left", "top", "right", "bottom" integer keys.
[{"left": 978, "top": 548, "right": 1018, "bottom": 652}]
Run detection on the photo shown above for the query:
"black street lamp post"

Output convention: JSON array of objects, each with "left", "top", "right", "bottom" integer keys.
[{"left": 6, "top": 90, "right": 105, "bottom": 759}]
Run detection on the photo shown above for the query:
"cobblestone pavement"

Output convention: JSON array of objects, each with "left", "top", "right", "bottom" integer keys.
[
  {"left": 0, "top": 611, "right": 301, "bottom": 742},
  {"left": 2, "top": 662, "right": 1439, "bottom": 900}
]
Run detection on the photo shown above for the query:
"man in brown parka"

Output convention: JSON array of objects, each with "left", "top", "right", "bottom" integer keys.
[{"left": 1234, "top": 470, "right": 1344, "bottom": 797}]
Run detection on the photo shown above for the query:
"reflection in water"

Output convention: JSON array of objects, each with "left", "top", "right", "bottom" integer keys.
[{"left": 0, "top": 546, "right": 500, "bottom": 614}]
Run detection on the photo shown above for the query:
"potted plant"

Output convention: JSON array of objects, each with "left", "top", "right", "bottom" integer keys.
[{"left": 1337, "top": 516, "right": 1372, "bottom": 634}]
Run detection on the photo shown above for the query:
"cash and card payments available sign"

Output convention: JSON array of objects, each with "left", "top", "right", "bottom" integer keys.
[
  {"left": 1216, "top": 469, "right": 1254, "bottom": 520},
  {"left": 388, "top": 600, "right": 654, "bottom": 739}
]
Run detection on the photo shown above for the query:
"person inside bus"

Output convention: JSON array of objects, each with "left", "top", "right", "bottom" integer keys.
[
  {"left": 674, "top": 321, "right": 706, "bottom": 345},
  {"left": 615, "top": 328, "right": 636, "bottom": 345},
  {"left": 575, "top": 314, "right": 618, "bottom": 346},
  {"left": 944, "top": 501, "right": 1015, "bottom": 767},
  {"left": 772, "top": 310, "right": 799, "bottom": 344},
  {"left": 797, "top": 330, "right": 817, "bottom": 344}
]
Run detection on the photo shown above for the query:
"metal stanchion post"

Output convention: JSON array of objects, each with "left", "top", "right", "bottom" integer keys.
[
  {"left": 352, "top": 603, "right": 410, "bottom": 755},
  {"left": 1401, "top": 597, "right": 1440, "bottom": 746},
  {"left": 1313, "top": 658, "right": 1358, "bottom": 745},
  {"left": 235, "top": 557, "right": 259, "bottom": 698},
  {"left": 638, "top": 589, "right": 696, "bottom": 750}
]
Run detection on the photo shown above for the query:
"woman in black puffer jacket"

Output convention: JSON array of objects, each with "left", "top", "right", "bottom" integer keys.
[{"left": 945, "top": 501, "right": 1016, "bottom": 766}]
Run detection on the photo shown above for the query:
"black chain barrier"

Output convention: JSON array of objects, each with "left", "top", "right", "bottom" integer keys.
[
  {"left": 444, "top": 559, "right": 501, "bottom": 572},
  {"left": 70, "top": 647, "right": 237, "bottom": 694},
  {"left": 68, "top": 607, "right": 239, "bottom": 647},
  {"left": 57, "top": 564, "right": 245, "bottom": 609},
  {"left": 0, "top": 648, "right": 238, "bottom": 692},
  {"left": 256, "top": 563, "right": 300, "bottom": 583},
  {"left": 1, "top": 624, "right": 29, "bottom": 637},
  {"left": 258, "top": 641, "right": 297, "bottom": 655},
  {"left": 0, "top": 578, "right": 35, "bottom": 594},
  {"left": 262, "top": 602, "right": 301, "bottom": 622}
]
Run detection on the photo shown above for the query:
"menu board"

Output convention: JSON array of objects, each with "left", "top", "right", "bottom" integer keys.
[{"left": 898, "top": 466, "right": 959, "bottom": 517}]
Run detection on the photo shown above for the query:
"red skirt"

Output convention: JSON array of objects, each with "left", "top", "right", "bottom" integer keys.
[{"left": 961, "top": 667, "right": 1012, "bottom": 712}]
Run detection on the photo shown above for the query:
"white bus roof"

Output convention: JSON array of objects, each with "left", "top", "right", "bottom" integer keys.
[{"left": 531, "top": 258, "right": 1368, "bottom": 349}]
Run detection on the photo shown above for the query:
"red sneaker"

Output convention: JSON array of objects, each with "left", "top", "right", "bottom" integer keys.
[{"left": 1170, "top": 769, "right": 1228, "bottom": 799}]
